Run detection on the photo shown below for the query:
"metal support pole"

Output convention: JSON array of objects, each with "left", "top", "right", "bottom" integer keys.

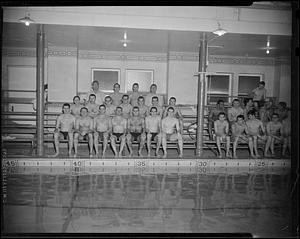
[
  {"left": 196, "top": 32, "right": 208, "bottom": 157},
  {"left": 36, "top": 24, "right": 45, "bottom": 156}
]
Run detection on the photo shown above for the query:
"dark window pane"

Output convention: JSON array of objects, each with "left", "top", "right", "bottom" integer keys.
[
  {"left": 238, "top": 75, "right": 261, "bottom": 95},
  {"left": 207, "top": 75, "right": 229, "bottom": 94},
  {"left": 207, "top": 94, "right": 229, "bottom": 104},
  {"left": 93, "top": 70, "right": 119, "bottom": 92}
]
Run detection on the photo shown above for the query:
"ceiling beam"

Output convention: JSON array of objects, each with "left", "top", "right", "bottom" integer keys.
[{"left": 3, "top": 6, "right": 292, "bottom": 36}]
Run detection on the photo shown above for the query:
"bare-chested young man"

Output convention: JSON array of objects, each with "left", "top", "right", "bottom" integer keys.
[
  {"left": 126, "top": 106, "right": 146, "bottom": 157},
  {"left": 109, "top": 83, "right": 123, "bottom": 106},
  {"left": 104, "top": 95, "right": 116, "bottom": 117},
  {"left": 264, "top": 113, "right": 283, "bottom": 157},
  {"left": 161, "top": 107, "right": 183, "bottom": 158},
  {"left": 137, "top": 96, "right": 149, "bottom": 118},
  {"left": 231, "top": 114, "right": 249, "bottom": 159},
  {"left": 228, "top": 99, "right": 244, "bottom": 125},
  {"left": 214, "top": 112, "right": 231, "bottom": 158},
  {"left": 149, "top": 96, "right": 163, "bottom": 117},
  {"left": 85, "top": 94, "right": 100, "bottom": 118},
  {"left": 163, "top": 97, "right": 184, "bottom": 134},
  {"left": 84, "top": 80, "right": 107, "bottom": 105},
  {"left": 52, "top": 103, "right": 76, "bottom": 157},
  {"left": 145, "top": 106, "right": 162, "bottom": 157},
  {"left": 110, "top": 106, "right": 127, "bottom": 157},
  {"left": 93, "top": 104, "right": 112, "bottom": 157},
  {"left": 208, "top": 100, "right": 227, "bottom": 140},
  {"left": 246, "top": 110, "right": 266, "bottom": 158},
  {"left": 119, "top": 94, "right": 133, "bottom": 119},
  {"left": 129, "top": 83, "right": 142, "bottom": 107},
  {"left": 70, "top": 95, "right": 83, "bottom": 118},
  {"left": 145, "top": 83, "right": 164, "bottom": 107},
  {"left": 74, "top": 107, "right": 94, "bottom": 157}
]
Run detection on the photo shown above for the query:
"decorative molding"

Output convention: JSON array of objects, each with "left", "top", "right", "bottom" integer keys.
[
  {"left": 169, "top": 52, "right": 276, "bottom": 65},
  {"left": 47, "top": 46, "right": 77, "bottom": 57},
  {"left": 274, "top": 56, "right": 291, "bottom": 65},
  {"left": 2, "top": 47, "right": 36, "bottom": 57},
  {"left": 209, "top": 55, "right": 275, "bottom": 66},
  {"left": 79, "top": 50, "right": 167, "bottom": 62},
  {"left": 3, "top": 47, "right": 278, "bottom": 65}
]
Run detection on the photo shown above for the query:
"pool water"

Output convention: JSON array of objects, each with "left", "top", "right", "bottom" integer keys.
[{"left": 2, "top": 168, "right": 293, "bottom": 236}]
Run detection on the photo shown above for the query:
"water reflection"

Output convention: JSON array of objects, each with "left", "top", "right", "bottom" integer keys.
[{"left": 3, "top": 170, "right": 292, "bottom": 236}]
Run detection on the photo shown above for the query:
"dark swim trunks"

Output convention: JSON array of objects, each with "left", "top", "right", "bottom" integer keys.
[
  {"left": 113, "top": 132, "right": 124, "bottom": 141},
  {"left": 131, "top": 132, "right": 141, "bottom": 141},
  {"left": 150, "top": 132, "right": 158, "bottom": 141},
  {"left": 60, "top": 131, "right": 69, "bottom": 140}
]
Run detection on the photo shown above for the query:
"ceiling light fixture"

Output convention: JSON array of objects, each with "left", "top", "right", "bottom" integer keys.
[
  {"left": 121, "top": 31, "right": 128, "bottom": 48},
  {"left": 212, "top": 22, "right": 227, "bottom": 36},
  {"left": 19, "top": 12, "right": 35, "bottom": 26},
  {"left": 266, "top": 36, "right": 270, "bottom": 54}
]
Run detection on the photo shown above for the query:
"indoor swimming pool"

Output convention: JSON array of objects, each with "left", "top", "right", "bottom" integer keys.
[{"left": 2, "top": 158, "right": 293, "bottom": 237}]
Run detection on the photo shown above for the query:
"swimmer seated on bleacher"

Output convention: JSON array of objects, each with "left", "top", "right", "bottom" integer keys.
[
  {"left": 51, "top": 103, "right": 76, "bottom": 157},
  {"left": 161, "top": 106, "right": 183, "bottom": 158},
  {"left": 93, "top": 104, "right": 112, "bottom": 157},
  {"left": 231, "top": 114, "right": 249, "bottom": 159},
  {"left": 245, "top": 110, "right": 267, "bottom": 159},
  {"left": 264, "top": 113, "right": 283, "bottom": 158},
  {"left": 73, "top": 107, "right": 94, "bottom": 157},
  {"left": 126, "top": 106, "right": 146, "bottom": 157},
  {"left": 110, "top": 106, "right": 127, "bottom": 157},
  {"left": 145, "top": 106, "right": 162, "bottom": 157},
  {"left": 214, "top": 112, "right": 231, "bottom": 158}
]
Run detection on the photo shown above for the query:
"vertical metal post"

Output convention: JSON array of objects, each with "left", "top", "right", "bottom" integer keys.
[
  {"left": 196, "top": 32, "right": 208, "bottom": 157},
  {"left": 165, "top": 32, "right": 170, "bottom": 105},
  {"left": 36, "top": 24, "right": 45, "bottom": 156}
]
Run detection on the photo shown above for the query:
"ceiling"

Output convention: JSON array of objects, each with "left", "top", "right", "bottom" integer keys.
[{"left": 2, "top": 22, "right": 292, "bottom": 58}]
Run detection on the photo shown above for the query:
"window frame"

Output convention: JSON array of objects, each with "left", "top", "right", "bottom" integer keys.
[
  {"left": 91, "top": 68, "right": 121, "bottom": 94},
  {"left": 238, "top": 73, "right": 264, "bottom": 97},
  {"left": 125, "top": 69, "right": 154, "bottom": 94},
  {"left": 205, "top": 72, "right": 233, "bottom": 105}
]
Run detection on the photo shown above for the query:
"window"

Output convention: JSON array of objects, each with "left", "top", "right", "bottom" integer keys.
[
  {"left": 206, "top": 73, "right": 232, "bottom": 104},
  {"left": 125, "top": 69, "right": 154, "bottom": 93},
  {"left": 91, "top": 68, "right": 120, "bottom": 93},
  {"left": 238, "top": 74, "right": 262, "bottom": 96},
  {"left": 7, "top": 65, "right": 36, "bottom": 98}
]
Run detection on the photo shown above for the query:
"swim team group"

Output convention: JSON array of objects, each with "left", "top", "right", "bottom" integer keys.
[{"left": 52, "top": 80, "right": 291, "bottom": 159}]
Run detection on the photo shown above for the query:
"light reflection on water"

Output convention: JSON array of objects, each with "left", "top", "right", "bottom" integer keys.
[{"left": 3, "top": 169, "right": 292, "bottom": 236}]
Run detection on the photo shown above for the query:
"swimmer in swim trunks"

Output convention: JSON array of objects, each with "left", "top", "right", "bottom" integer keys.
[
  {"left": 264, "top": 113, "right": 283, "bottom": 157},
  {"left": 93, "top": 104, "right": 112, "bottom": 157},
  {"left": 85, "top": 94, "right": 100, "bottom": 118},
  {"left": 74, "top": 107, "right": 94, "bottom": 157},
  {"left": 137, "top": 96, "right": 149, "bottom": 118},
  {"left": 104, "top": 95, "right": 116, "bottom": 117},
  {"left": 145, "top": 106, "right": 162, "bottom": 157},
  {"left": 129, "top": 83, "right": 142, "bottom": 107},
  {"left": 208, "top": 99, "right": 227, "bottom": 140},
  {"left": 110, "top": 106, "right": 127, "bottom": 157},
  {"left": 109, "top": 83, "right": 123, "bottom": 106},
  {"left": 161, "top": 107, "right": 183, "bottom": 158},
  {"left": 126, "top": 106, "right": 146, "bottom": 157},
  {"left": 246, "top": 110, "right": 267, "bottom": 158},
  {"left": 119, "top": 94, "right": 133, "bottom": 119},
  {"left": 70, "top": 95, "right": 83, "bottom": 118},
  {"left": 231, "top": 114, "right": 249, "bottom": 159},
  {"left": 52, "top": 103, "right": 76, "bottom": 157},
  {"left": 148, "top": 96, "right": 163, "bottom": 117},
  {"left": 214, "top": 112, "right": 231, "bottom": 158}
]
